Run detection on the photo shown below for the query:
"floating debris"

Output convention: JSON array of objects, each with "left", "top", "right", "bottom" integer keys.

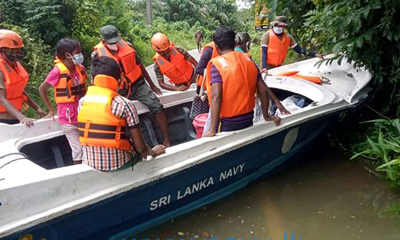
[
  {"left": 217, "top": 214, "right": 222, "bottom": 218},
  {"left": 177, "top": 232, "right": 185, "bottom": 236}
]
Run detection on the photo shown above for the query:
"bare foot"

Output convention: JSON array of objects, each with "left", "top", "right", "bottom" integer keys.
[{"left": 152, "top": 144, "right": 166, "bottom": 156}]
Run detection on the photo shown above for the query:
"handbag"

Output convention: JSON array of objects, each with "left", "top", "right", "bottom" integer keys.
[{"left": 190, "top": 75, "right": 209, "bottom": 119}]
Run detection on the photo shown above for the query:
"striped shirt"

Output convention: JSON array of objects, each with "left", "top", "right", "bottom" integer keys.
[{"left": 77, "top": 95, "right": 140, "bottom": 171}]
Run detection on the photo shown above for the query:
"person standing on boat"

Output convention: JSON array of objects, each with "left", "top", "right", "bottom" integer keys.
[
  {"left": 194, "top": 29, "right": 203, "bottom": 53},
  {"left": 77, "top": 55, "right": 165, "bottom": 171},
  {"left": 203, "top": 26, "right": 281, "bottom": 137},
  {"left": 0, "top": 29, "right": 45, "bottom": 126},
  {"left": 194, "top": 41, "right": 219, "bottom": 94},
  {"left": 93, "top": 25, "right": 171, "bottom": 147},
  {"left": 260, "top": 16, "right": 323, "bottom": 72},
  {"left": 151, "top": 33, "right": 198, "bottom": 92},
  {"left": 235, "top": 32, "right": 290, "bottom": 116},
  {"left": 39, "top": 38, "right": 87, "bottom": 165}
]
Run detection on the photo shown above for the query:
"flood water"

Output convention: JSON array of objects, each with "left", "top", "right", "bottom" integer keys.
[{"left": 132, "top": 141, "right": 400, "bottom": 240}]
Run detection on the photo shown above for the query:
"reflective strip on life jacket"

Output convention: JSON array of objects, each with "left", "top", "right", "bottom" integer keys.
[
  {"left": 267, "top": 30, "right": 290, "bottom": 67},
  {"left": 205, "top": 51, "right": 258, "bottom": 118},
  {"left": 53, "top": 61, "right": 87, "bottom": 104},
  {"left": 94, "top": 40, "right": 142, "bottom": 84},
  {"left": 77, "top": 75, "right": 131, "bottom": 151},
  {"left": 0, "top": 59, "right": 29, "bottom": 113},
  {"left": 153, "top": 46, "right": 194, "bottom": 85}
]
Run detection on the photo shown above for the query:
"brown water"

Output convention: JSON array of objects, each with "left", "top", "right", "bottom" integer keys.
[{"left": 133, "top": 143, "right": 400, "bottom": 240}]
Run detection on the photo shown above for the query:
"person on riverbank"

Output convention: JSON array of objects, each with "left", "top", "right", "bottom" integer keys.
[
  {"left": 194, "top": 29, "right": 203, "bottom": 53},
  {"left": 260, "top": 16, "right": 323, "bottom": 72},
  {"left": 93, "top": 25, "right": 171, "bottom": 147},
  {"left": 203, "top": 26, "right": 281, "bottom": 137},
  {"left": 77, "top": 55, "right": 165, "bottom": 171},
  {"left": 235, "top": 32, "right": 290, "bottom": 116},
  {"left": 151, "top": 33, "right": 198, "bottom": 92},
  {"left": 39, "top": 38, "right": 87, "bottom": 164},
  {"left": 0, "top": 29, "right": 45, "bottom": 126}
]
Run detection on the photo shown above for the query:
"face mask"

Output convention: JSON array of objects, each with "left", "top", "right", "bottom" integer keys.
[
  {"left": 107, "top": 43, "right": 118, "bottom": 51},
  {"left": 71, "top": 53, "right": 84, "bottom": 65},
  {"left": 6, "top": 51, "right": 24, "bottom": 62},
  {"left": 273, "top": 27, "right": 284, "bottom": 34}
]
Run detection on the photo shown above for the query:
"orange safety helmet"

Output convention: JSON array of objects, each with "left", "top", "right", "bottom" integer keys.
[
  {"left": 0, "top": 29, "right": 24, "bottom": 49},
  {"left": 151, "top": 33, "right": 170, "bottom": 52}
]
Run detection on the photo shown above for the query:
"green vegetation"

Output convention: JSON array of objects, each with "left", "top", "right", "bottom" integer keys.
[
  {"left": 0, "top": 0, "right": 254, "bottom": 117},
  {"left": 261, "top": 0, "right": 400, "bottom": 188},
  {"left": 1, "top": 0, "right": 399, "bottom": 187}
]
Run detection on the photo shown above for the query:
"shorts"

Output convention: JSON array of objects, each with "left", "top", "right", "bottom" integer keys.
[
  {"left": 60, "top": 124, "right": 83, "bottom": 162},
  {"left": 127, "top": 79, "right": 163, "bottom": 115}
]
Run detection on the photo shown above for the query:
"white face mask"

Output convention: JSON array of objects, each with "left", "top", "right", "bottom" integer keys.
[
  {"left": 72, "top": 53, "right": 84, "bottom": 65},
  {"left": 273, "top": 27, "right": 284, "bottom": 34},
  {"left": 107, "top": 43, "right": 118, "bottom": 51}
]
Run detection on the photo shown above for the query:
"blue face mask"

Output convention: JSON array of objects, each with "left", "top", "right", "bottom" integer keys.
[{"left": 71, "top": 53, "right": 84, "bottom": 65}]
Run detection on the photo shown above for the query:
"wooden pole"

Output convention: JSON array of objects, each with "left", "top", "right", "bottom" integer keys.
[{"left": 146, "top": 0, "right": 152, "bottom": 26}]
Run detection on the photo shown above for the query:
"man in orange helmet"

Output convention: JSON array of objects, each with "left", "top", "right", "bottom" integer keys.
[
  {"left": 151, "top": 33, "right": 198, "bottom": 92},
  {"left": 93, "top": 25, "right": 171, "bottom": 147},
  {"left": 0, "top": 29, "right": 45, "bottom": 126}
]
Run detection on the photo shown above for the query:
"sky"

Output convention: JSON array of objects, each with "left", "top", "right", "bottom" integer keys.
[{"left": 236, "top": 0, "right": 253, "bottom": 10}]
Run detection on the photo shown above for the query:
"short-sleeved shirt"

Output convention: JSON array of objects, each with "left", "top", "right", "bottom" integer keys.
[
  {"left": 77, "top": 95, "right": 140, "bottom": 171},
  {"left": 195, "top": 46, "right": 213, "bottom": 76},
  {"left": 154, "top": 46, "right": 192, "bottom": 81},
  {"left": 45, "top": 66, "right": 85, "bottom": 125},
  {"left": 209, "top": 59, "right": 262, "bottom": 130}
]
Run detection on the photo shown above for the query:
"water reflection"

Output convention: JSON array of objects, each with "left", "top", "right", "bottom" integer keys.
[{"left": 132, "top": 143, "right": 400, "bottom": 240}]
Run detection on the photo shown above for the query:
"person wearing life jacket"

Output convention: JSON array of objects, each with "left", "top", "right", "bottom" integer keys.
[
  {"left": 78, "top": 55, "right": 165, "bottom": 171},
  {"left": 93, "top": 25, "right": 171, "bottom": 147},
  {"left": 0, "top": 29, "right": 45, "bottom": 126},
  {"left": 194, "top": 41, "right": 219, "bottom": 94},
  {"left": 203, "top": 27, "right": 281, "bottom": 137},
  {"left": 39, "top": 38, "right": 87, "bottom": 164},
  {"left": 260, "top": 16, "right": 323, "bottom": 73},
  {"left": 235, "top": 32, "right": 291, "bottom": 116},
  {"left": 151, "top": 33, "right": 198, "bottom": 92}
]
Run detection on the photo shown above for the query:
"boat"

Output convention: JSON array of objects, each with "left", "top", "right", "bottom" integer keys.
[{"left": 0, "top": 54, "right": 372, "bottom": 240}]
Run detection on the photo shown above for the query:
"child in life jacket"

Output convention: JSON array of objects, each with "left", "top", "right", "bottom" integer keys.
[{"left": 39, "top": 38, "right": 87, "bottom": 164}]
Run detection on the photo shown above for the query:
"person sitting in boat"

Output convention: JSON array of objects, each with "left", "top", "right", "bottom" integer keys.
[
  {"left": 39, "top": 38, "right": 87, "bottom": 165},
  {"left": 194, "top": 41, "right": 219, "bottom": 94},
  {"left": 93, "top": 25, "right": 171, "bottom": 147},
  {"left": 151, "top": 33, "right": 198, "bottom": 92},
  {"left": 203, "top": 26, "right": 281, "bottom": 137},
  {"left": 0, "top": 29, "right": 45, "bottom": 126},
  {"left": 77, "top": 55, "right": 165, "bottom": 171},
  {"left": 260, "top": 16, "right": 323, "bottom": 72},
  {"left": 235, "top": 32, "right": 290, "bottom": 116}
]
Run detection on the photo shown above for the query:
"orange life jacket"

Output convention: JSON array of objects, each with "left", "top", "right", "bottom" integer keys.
[
  {"left": 205, "top": 51, "right": 258, "bottom": 118},
  {"left": 275, "top": 71, "right": 322, "bottom": 84},
  {"left": 0, "top": 59, "right": 28, "bottom": 113},
  {"left": 197, "top": 42, "right": 219, "bottom": 88},
  {"left": 77, "top": 75, "right": 131, "bottom": 151},
  {"left": 53, "top": 60, "right": 87, "bottom": 104},
  {"left": 266, "top": 29, "right": 290, "bottom": 67},
  {"left": 94, "top": 40, "right": 142, "bottom": 84},
  {"left": 153, "top": 46, "right": 194, "bottom": 85}
]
